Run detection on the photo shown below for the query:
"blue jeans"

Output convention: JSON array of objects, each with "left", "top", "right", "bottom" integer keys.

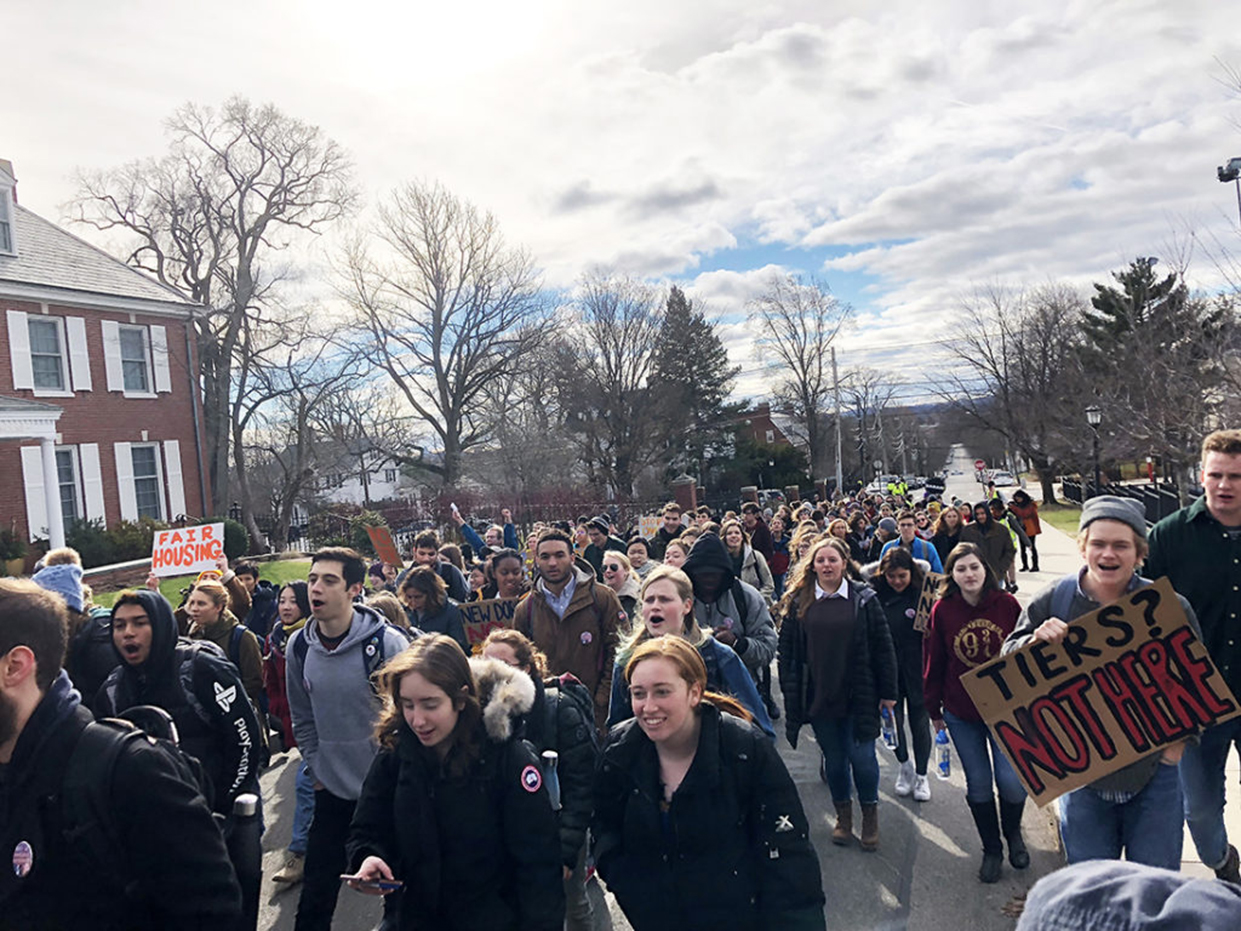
[
  {"left": 811, "top": 716, "right": 880, "bottom": 805},
  {"left": 1180, "top": 716, "right": 1241, "bottom": 870},
  {"left": 290, "top": 759, "right": 315, "bottom": 856},
  {"left": 1058, "top": 761, "right": 1184, "bottom": 869},
  {"left": 944, "top": 710, "right": 1026, "bottom": 805}
]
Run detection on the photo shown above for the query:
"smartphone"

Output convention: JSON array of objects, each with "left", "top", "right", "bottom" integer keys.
[
  {"left": 450, "top": 502, "right": 460, "bottom": 514},
  {"left": 341, "top": 875, "right": 404, "bottom": 893}
]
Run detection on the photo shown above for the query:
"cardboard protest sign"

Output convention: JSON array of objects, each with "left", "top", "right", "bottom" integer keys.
[
  {"left": 639, "top": 515, "right": 660, "bottom": 540},
  {"left": 961, "top": 578, "right": 1241, "bottom": 806},
  {"left": 913, "top": 572, "right": 943, "bottom": 634},
  {"left": 151, "top": 523, "right": 225, "bottom": 577},
  {"left": 365, "top": 526, "right": 404, "bottom": 568},
  {"left": 459, "top": 597, "right": 523, "bottom": 646}
]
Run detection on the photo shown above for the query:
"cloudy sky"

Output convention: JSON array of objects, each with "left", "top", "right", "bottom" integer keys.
[{"left": 9, "top": 0, "right": 1241, "bottom": 401}]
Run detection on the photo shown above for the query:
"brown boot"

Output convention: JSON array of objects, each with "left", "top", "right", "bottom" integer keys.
[
  {"left": 832, "top": 801, "right": 854, "bottom": 845},
  {"left": 860, "top": 802, "right": 880, "bottom": 852}
]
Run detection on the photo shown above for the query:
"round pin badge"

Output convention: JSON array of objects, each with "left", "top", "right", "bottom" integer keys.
[
  {"left": 905, "top": 608, "right": 917, "bottom": 619},
  {"left": 365, "top": 643, "right": 377, "bottom": 657},
  {"left": 721, "top": 617, "right": 734, "bottom": 630},
  {"left": 580, "top": 631, "right": 593, "bottom": 645},
  {"left": 521, "top": 764, "right": 543, "bottom": 793},
  {"left": 12, "top": 840, "right": 33, "bottom": 878}
]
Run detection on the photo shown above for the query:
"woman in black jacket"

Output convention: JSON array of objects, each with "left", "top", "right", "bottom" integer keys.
[
  {"left": 593, "top": 636, "right": 825, "bottom": 931},
  {"left": 480, "top": 628, "right": 603, "bottom": 931},
  {"left": 871, "top": 548, "right": 932, "bottom": 802},
  {"left": 345, "top": 634, "right": 564, "bottom": 930},
  {"left": 778, "top": 537, "right": 898, "bottom": 852},
  {"left": 398, "top": 567, "right": 469, "bottom": 654}
]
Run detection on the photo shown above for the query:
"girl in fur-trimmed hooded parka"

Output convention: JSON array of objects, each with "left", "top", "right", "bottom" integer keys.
[{"left": 344, "top": 634, "right": 565, "bottom": 930}]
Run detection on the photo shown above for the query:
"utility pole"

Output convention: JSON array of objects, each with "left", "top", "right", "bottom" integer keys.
[{"left": 832, "top": 346, "right": 843, "bottom": 497}]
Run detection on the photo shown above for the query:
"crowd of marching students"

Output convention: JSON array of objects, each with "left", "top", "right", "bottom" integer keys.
[{"left": 5, "top": 428, "right": 1241, "bottom": 930}]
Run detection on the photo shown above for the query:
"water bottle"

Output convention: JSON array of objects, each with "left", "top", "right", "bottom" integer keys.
[
  {"left": 935, "top": 729, "right": 951, "bottom": 781},
  {"left": 230, "top": 793, "right": 262, "bottom": 931},
  {"left": 880, "top": 707, "right": 897, "bottom": 751},
  {"left": 541, "top": 750, "right": 561, "bottom": 811}
]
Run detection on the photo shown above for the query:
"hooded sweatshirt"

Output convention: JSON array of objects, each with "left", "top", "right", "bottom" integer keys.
[
  {"left": 683, "top": 533, "right": 777, "bottom": 673},
  {"left": 285, "top": 604, "right": 412, "bottom": 800},
  {"left": 96, "top": 590, "right": 261, "bottom": 814}
]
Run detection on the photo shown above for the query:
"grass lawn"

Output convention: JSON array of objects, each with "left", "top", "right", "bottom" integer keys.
[
  {"left": 93, "top": 559, "right": 312, "bottom": 609},
  {"left": 1038, "top": 502, "right": 1082, "bottom": 535}
]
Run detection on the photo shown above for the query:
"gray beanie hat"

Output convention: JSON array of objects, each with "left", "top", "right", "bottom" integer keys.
[
  {"left": 877, "top": 517, "right": 898, "bottom": 534},
  {"left": 1079, "top": 495, "right": 1147, "bottom": 540}
]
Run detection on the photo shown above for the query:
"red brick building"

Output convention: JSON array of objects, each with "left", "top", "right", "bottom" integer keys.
[{"left": 0, "top": 160, "right": 208, "bottom": 553}]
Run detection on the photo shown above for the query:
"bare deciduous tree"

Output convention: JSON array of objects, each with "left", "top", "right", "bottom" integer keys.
[
  {"left": 557, "top": 272, "right": 666, "bottom": 497},
  {"left": 934, "top": 283, "right": 1088, "bottom": 503},
  {"left": 69, "top": 97, "right": 357, "bottom": 514},
  {"left": 748, "top": 274, "right": 853, "bottom": 477},
  {"left": 342, "top": 181, "right": 546, "bottom": 487}
]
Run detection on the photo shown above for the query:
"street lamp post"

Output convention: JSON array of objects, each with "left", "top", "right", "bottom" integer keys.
[
  {"left": 1085, "top": 405, "right": 1102, "bottom": 499},
  {"left": 1219, "top": 157, "right": 1241, "bottom": 225}
]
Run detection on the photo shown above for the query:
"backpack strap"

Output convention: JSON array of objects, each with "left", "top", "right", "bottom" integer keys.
[
  {"left": 62, "top": 720, "right": 141, "bottom": 896},
  {"left": 292, "top": 626, "right": 309, "bottom": 671},
  {"left": 730, "top": 580, "right": 751, "bottom": 628},
  {"left": 228, "top": 624, "right": 245, "bottom": 669}
]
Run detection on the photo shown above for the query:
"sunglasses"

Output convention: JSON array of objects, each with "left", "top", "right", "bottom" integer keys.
[{"left": 603, "top": 564, "right": 623, "bottom": 572}]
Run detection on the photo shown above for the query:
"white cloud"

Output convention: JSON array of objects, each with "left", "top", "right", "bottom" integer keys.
[{"left": 7, "top": 0, "right": 1241, "bottom": 388}]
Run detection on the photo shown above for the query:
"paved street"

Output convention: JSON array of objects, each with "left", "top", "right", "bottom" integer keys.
[{"left": 253, "top": 447, "right": 1234, "bottom": 929}]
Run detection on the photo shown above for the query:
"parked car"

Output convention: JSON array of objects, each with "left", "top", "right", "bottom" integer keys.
[{"left": 991, "top": 470, "right": 1017, "bottom": 487}]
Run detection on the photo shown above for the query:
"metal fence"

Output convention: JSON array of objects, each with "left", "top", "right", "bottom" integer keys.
[{"left": 1060, "top": 480, "right": 1190, "bottom": 526}]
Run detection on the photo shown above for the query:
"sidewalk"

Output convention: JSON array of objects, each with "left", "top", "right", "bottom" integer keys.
[{"left": 1015, "top": 520, "right": 1241, "bottom": 878}]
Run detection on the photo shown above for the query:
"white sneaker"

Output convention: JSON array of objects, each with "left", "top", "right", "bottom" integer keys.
[
  {"left": 272, "top": 852, "right": 305, "bottom": 885},
  {"left": 894, "top": 760, "right": 915, "bottom": 797},
  {"left": 913, "top": 774, "right": 931, "bottom": 801}
]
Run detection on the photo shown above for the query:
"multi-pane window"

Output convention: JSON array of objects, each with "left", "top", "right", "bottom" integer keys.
[
  {"left": 56, "top": 449, "right": 79, "bottom": 526},
  {"left": 0, "top": 188, "right": 12, "bottom": 254},
  {"left": 28, "top": 317, "right": 66, "bottom": 390},
  {"left": 131, "top": 445, "right": 163, "bottom": 520},
  {"left": 119, "top": 326, "right": 150, "bottom": 393},
  {"left": 384, "top": 468, "right": 397, "bottom": 483}
]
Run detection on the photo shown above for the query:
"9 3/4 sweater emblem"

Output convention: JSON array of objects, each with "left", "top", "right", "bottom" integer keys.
[{"left": 521, "top": 764, "right": 543, "bottom": 793}]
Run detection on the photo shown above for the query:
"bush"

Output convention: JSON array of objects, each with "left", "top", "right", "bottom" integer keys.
[
  {"left": 350, "top": 510, "right": 388, "bottom": 557},
  {"left": 107, "top": 518, "right": 165, "bottom": 563},
  {"left": 64, "top": 519, "right": 111, "bottom": 568},
  {"left": 201, "top": 517, "right": 252, "bottom": 559},
  {"left": 0, "top": 524, "right": 28, "bottom": 561}
]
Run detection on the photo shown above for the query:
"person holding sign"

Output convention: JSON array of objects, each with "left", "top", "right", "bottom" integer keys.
[
  {"left": 922, "top": 542, "right": 1026, "bottom": 883},
  {"left": 1004, "top": 496, "right": 1201, "bottom": 870},
  {"left": 778, "top": 537, "right": 898, "bottom": 852}
]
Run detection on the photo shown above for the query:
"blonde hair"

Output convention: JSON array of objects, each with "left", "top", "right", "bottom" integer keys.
[
  {"left": 43, "top": 547, "right": 83, "bottom": 567},
  {"left": 617, "top": 565, "right": 704, "bottom": 665},
  {"left": 367, "top": 591, "right": 409, "bottom": 629},
  {"left": 1203, "top": 429, "right": 1241, "bottom": 459},
  {"left": 190, "top": 578, "right": 231, "bottom": 614}
]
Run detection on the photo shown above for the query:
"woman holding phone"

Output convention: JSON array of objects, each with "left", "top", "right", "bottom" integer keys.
[{"left": 344, "top": 634, "right": 564, "bottom": 930}]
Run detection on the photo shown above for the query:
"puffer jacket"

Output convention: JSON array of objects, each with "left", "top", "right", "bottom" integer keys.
[
  {"left": 777, "top": 583, "right": 899, "bottom": 743},
  {"left": 593, "top": 703, "right": 826, "bottom": 931},
  {"left": 517, "top": 672, "right": 598, "bottom": 869},
  {"left": 347, "top": 658, "right": 565, "bottom": 931}
]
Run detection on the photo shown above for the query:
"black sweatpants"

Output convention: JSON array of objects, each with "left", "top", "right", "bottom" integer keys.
[{"left": 295, "top": 788, "right": 399, "bottom": 931}]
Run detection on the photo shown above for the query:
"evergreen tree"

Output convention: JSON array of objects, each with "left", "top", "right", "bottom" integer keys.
[{"left": 649, "top": 286, "right": 745, "bottom": 488}]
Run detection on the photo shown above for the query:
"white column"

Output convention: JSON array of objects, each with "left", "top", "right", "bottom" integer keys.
[{"left": 40, "top": 437, "right": 65, "bottom": 549}]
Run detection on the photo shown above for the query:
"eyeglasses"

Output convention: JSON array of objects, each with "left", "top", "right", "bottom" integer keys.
[{"left": 603, "top": 564, "right": 623, "bottom": 572}]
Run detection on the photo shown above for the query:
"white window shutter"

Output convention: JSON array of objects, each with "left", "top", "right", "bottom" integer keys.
[
  {"left": 7, "top": 310, "right": 33, "bottom": 390},
  {"left": 114, "top": 442, "right": 138, "bottom": 521},
  {"left": 66, "top": 316, "right": 92, "bottom": 391},
  {"left": 101, "top": 320, "right": 123, "bottom": 392},
  {"left": 20, "top": 446, "right": 48, "bottom": 541},
  {"left": 163, "top": 440, "right": 186, "bottom": 518},
  {"left": 79, "top": 443, "right": 106, "bottom": 523},
  {"left": 150, "top": 325, "right": 171, "bottom": 393}
]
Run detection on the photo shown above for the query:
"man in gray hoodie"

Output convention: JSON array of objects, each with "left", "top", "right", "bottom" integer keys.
[{"left": 287, "top": 547, "right": 412, "bottom": 931}]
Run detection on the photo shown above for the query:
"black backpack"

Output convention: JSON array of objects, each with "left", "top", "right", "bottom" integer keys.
[
  {"left": 62, "top": 707, "right": 217, "bottom": 895},
  {"left": 542, "top": 672, "right": 600, "bottom": 752}
]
